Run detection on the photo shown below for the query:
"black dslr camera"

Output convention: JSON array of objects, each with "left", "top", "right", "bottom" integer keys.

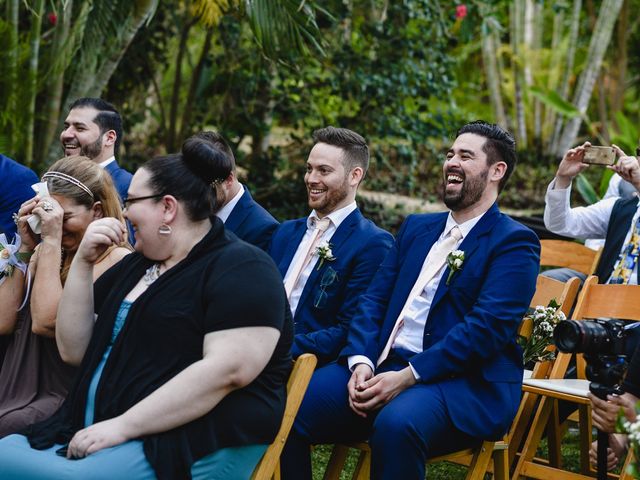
[{"left": 554, "top": 319, "right": 629, "bottom": 395}]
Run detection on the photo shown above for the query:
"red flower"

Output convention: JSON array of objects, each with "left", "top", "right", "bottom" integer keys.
[
  {"left": 456, "top": 4, "right": 467, "bottom": 19},
  {"left": 47, "top": 12, "right": 57, "bottom": 26}
]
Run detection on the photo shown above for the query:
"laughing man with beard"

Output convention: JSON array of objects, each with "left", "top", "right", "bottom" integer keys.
[
  {"left": 269, "top": 127, "right": 393, "bottom": 365},
  {"left": 280, "top": 121, "right": 540, "bottom": 480},
  {"left": 61, "top": 98, "right": 132, "bottom": 203}
]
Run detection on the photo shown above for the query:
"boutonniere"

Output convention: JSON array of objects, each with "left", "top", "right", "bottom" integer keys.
[
  {"left": 446, "top": 249, "right": 464, "bottom": 285},
  {"left": 315, "top": 241, "right": 336, "bottom": 270}
]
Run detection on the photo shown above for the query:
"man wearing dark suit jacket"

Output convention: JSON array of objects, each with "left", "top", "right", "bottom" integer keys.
[
  {"left": 0, "top": 154, "right": 38, "bottom": 240},
  {"left": 281, "top": 121, "right": 540, "bottom": 480},
  {"left": 192, "top": 131, "right": 278, "bottom": 251},
  {"left": 269, "top": 127, "right": 393, "bottom": 365},
  {"left": 60, "top": 98, "right": 132, "bottom": 202}
]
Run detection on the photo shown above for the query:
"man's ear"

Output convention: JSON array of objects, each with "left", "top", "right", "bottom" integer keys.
[
  {"left": 491, "top": 161, "right": 507, "bottom": 183},
  {"left": 103, "top": 130, "right": 117, "bottom": 147},
  {"left": 350, "top": 166, "right": 365, "bottom": 187},
  {"left": 91, "top": 201, "right": 104, "bottom": 220}
]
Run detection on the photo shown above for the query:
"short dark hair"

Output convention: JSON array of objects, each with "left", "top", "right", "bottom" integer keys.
[
  {"left": 68, "top": 98, "right": 123, "bottom": 157},
  {"left": 457, "top": 120, "right": 517, "bottom": 191},
  {"left": 312, "top": 126, "right": 369, "bottom": 174},
  {"left": 193, "top": 131, "right": 236, "bottom": 170},
  {"left": 143, "top": 138, "right": 233, "bottom": 221}
]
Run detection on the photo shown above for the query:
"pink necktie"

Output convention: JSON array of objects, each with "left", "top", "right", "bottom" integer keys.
[
  {"left": 284, "top": 217, "right": 332, "bottom": 299},
  {"left": 377, "top": 226, "right": 462, "bottom": 366}
]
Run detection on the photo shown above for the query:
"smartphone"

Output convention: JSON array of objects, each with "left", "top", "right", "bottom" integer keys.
[{"left": 582, "top": 146, "right": 616, "bottom": 166}]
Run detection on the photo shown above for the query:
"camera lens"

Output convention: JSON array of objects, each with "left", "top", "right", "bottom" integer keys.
[
  {"left": 554, "top": 321, "right": 582, "bottom": 352},
  {"left": 554, "top": 320, "right": 611, "bottom": 354}
]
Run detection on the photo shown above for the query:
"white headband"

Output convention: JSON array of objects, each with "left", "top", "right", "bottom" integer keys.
[{"left": 42, "top": 171, "right": 94, "bottom": 200}]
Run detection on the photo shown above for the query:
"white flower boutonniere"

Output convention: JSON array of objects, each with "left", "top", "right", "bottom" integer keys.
[
  {"left": 315, "top": 241, "right": 336, "bottom": 270},
  {"left": 446, "top": 249, "right": 464, "bottom": 285}
]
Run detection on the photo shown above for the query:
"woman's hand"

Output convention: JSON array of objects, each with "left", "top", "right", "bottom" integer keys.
[
  {"left": 67, "top": 417, "right": 131, "bottom": 459},
  {"left": 31, "top": 196, "right": 64, "bottom": 248},
  {"left": 76, "top": 218, "right": 126, "bottom": 265},
  {"left": 15, "top": 196, "right": 41, "bottom": 252}
]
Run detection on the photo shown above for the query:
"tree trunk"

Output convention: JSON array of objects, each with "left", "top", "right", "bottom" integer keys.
[
  {"left": 531, "top": 0, "right": 544, "bottom": 143},
  {"left": 543, "top": 6, "right": 565, "bottom": 148},
  {"left": 39, "top": 0, "right": 76, "bottom": 166},
  {"left": 481, "top": 22, "right": 507, "bottom": 128},
  {"left": 550, "top": 0, "right": 582, "bottom": 155},
  {"left": 610, "top": 0, "right": 629, "bottom": 115},
  {"left": 511, "top": 0, "right": 527, "bottom": 147},
  {"left": 556, "top": 0, "right": 624, "bottom": 156},
  {"left": 179, "top": 27, "right": 215, "bottom": 142},
  {"left": 6, "top": 0, "right": 20, "bottom": 156},
  {"left": 24, "top": 0, "right": 45, "bottom": 168}
]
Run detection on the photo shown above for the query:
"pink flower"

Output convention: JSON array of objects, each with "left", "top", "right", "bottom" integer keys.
[
  {"left": 456, "top": 4, "right": 467, "bottom": 19},
  {"left": 48, "top": 12, "right": 57, "bottom": 26}
]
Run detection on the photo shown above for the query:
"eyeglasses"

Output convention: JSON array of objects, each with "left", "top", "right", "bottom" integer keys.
[
  {"left": 313, "top": 267, "right": 339, "bottom": 308},
  {"left": 122, "top": 194, "right": 164, "bottom": 209}
]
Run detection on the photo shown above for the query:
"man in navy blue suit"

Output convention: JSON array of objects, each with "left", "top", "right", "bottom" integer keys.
[
  {"left": 281, "top": 121, "right": 540, "bottom": 480},
  {"left": 0, "top": 154, "right": 38, "bottom": 240},
  {"left": 60, "top": 98, "right": 132, "bottom": 203},
  {"left": 192, "top": 131, "right": 278, "bottom": 251},
  {"left": 269, "top": 127, "right": 393, "bottom": 365}
]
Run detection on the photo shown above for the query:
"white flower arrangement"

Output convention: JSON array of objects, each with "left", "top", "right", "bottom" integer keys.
[
  {"left": 518, "top": 299, "right": 566, "bottom": 366},
  {"left": 315, "top": 241, "right": 336, "bottom": 270},
  {"left": 0, "top": 234, "right": 29, "bottom": 285},
  {"left": 446, "top": 249, "right": 465, "bottom": 285},
  {"left": 618, "top": 405, "right": 640, "bottom": 478}
]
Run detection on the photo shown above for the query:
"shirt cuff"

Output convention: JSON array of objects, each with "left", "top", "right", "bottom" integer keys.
[
  {"left": 408, "top": 362, "right": 421, "bottom": 381},
  {"left": 348, "top": 355, "right": 374, "bottom": 373}
]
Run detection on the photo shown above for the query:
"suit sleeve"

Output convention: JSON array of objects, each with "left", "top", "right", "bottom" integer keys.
[
  {"left": 410, "top": 226, "right": 540, "bottom": 382},
  {"left": 291, "top": 229, "right": 393, "bottom": 362},
  {"left": 253, "top": 218, "right": 279, "bottom": 252},
  {"left": 339, "top": 217, "right": 414, "bottom": 363}
]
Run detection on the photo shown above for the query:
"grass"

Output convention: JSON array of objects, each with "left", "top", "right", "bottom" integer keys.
[{"left": 310, "top": 428, "right": 585, "bottom": 479}]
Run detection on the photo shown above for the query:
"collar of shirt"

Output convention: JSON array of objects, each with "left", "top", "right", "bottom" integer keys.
[
  {"left": 99, "top": 156, "right": 116, "bottom": 169},
  {"left": 307, "top": 201, "right": 357, "bottom": 231},
  {"left": 440, "top": 210, "right": 486, "bottom": 242},
  {"left": 217, "top": 183, "right": 245, "bottom": 223}
]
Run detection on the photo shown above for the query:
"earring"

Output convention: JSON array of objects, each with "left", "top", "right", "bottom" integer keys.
[{"left": 158, "top": 223, "right": 172, "bottom": 235}]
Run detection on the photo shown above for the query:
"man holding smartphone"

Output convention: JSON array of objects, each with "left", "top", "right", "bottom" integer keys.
[{"left": 544, "top": 141, "right": 640, "bottom": 284}]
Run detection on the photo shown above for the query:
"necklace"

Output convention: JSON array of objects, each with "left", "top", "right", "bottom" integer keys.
[{"left": 143, "top": 263, "right": 161, "bottom": 286}]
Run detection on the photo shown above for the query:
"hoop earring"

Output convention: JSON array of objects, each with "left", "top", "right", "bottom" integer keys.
[{"left": 158, "top": 223, "right": 172, "bottom": 236}]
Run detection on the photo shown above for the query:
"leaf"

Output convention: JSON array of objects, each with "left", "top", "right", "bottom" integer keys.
[
  {"left": 575, "top": 173, "right": 601, "bottom": 205},
  {"left": 529, "top": 86, "right": 581, "bottom": 118}
]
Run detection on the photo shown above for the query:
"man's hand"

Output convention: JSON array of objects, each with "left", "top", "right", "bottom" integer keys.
[
  {"left": 589, "top": 434, "right": 627, "bottom": 471},
  {"left": 350, "top": 367, "right": 416, "bottom": 414},
  {"left": 588, "top": 392, "right": 638, "bottom": 433},
  {"left": 610, "top": 145, "right": 640, "bottom": 192},
  {"left": 67, "top": 416, "right": 132, "bottom": 459},
  {"left": 347, "top": 363, "right": 374, "bottom": 418},
  {"left": 554, "top": 142, "right": 591, "bottom": 189}
]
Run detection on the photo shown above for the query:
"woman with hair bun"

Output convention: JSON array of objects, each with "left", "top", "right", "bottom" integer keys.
[
  {"left": 0, "top": 138, "right": 293, "bottom": 480},
  {"left": 0, "top": 156, "right": 131, "bottom": 438}
]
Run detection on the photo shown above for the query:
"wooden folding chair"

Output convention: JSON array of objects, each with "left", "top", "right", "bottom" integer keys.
[
  {"left": 512, "top": 277, "right": 640, "bottom": 480},
  {"left": 540, "top": 239, "right": 602, "bottom": 276},
  {"left": 252, "top": 353, "right": 318, "bottom": 480},
  {"left": 322, "top": 274, "right": 581, "bottom": 480}
]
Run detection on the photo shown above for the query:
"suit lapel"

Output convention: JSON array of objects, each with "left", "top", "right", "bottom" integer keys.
[
  {"left": 277, "top": 220, "right": 307, "bottom": 277},
  {"left": 296, "top": 209, "right": 361, "bottom": 311},
  {"left": 430, "top": 203, "right": 501, "bottom": 309}
]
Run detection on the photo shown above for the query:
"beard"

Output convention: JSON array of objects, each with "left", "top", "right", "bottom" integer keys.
[
  {"left": 443, "top": 167, "right": 488, "bottom": 211},
  {"left": 79, "top": 135, "right": 104, "bottom": 160},
  {"left": 308, "top": 175, "right": 351, "bottom": 216}
]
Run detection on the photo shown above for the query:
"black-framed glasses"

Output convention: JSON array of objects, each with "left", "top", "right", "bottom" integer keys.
[{"left": 123, "top": 194, "right": 164, "bottom": 209}]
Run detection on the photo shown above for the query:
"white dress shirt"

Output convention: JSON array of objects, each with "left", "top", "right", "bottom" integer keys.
[
  {"left": 544, "top": 179, "right": 640, "bottom": 284},
  {"left": 98, "top": 156, "right": 116, "bottom": 169},
  {"left": 283, "top": 202, "right": 357, "bottom": 316},
  {"left": 216, "top": 184, "right": 245, "bottom": 223},
  {"left": 348, "top": 211, "right": 485, "bottom": 375}
]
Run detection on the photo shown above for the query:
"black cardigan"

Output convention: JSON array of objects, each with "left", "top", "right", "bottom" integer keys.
[{"left": 25, "top": 218, "right": 293, "bottom": 479}]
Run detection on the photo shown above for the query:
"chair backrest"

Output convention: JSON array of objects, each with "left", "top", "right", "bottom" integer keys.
[
  {"left": 251, "top": 353, "right": 318, "bottom": 480},
  {"left": 540, "top": 239, "right": 602, "bottom": 275}
]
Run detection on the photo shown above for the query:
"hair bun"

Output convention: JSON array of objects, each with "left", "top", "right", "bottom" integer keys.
[{"left": 181, "top": 137, "right": 232, "bottom": 185}]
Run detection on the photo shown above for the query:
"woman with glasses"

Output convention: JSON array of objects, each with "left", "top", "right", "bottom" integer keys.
[
  {"left": 0, "top": 138, "right": 292, "bottom": 480},
  {"left": 0, "top": 157, "right": 131, "bottom": 438}
]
